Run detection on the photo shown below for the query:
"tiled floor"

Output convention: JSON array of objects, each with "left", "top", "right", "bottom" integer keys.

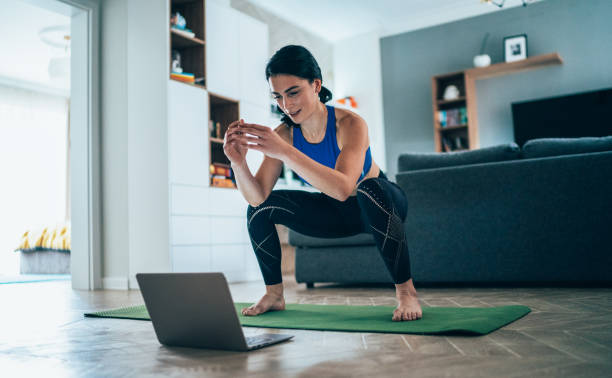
[{"left": 1, "top": 277, "right": 611, "bottom": 377}]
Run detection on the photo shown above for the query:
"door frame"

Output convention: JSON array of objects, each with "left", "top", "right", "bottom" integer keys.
[
  {"left": 60, "top": 0, "right": 102, "bottom": 290},
  {"left": 24, "top": 0, "right": 101, "bottom": 289}
]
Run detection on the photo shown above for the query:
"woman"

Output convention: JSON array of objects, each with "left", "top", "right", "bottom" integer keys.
[{"left": 224, "top": 45, "right": 422, "bottom": 321}]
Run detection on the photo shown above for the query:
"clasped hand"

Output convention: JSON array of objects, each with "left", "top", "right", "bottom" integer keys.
[{"left": 224, "top": 119, "right": 289, "bottom": 162}]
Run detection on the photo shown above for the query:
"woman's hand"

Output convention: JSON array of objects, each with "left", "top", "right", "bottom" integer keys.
[
  {"left": 223, "top": 119, "right": 248, "bottom": 165},
  {"left": 238, "top": 123, "right": 291, "bottom": 161}
]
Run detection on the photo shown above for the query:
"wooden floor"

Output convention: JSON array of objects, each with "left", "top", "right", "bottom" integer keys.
[{"left": 1, "top": 277, "right": 611, "bottom": 377}]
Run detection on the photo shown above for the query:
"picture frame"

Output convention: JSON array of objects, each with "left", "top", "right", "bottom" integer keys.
[{"left": 503, "top": 34, "right": 528, "bottom": 63}]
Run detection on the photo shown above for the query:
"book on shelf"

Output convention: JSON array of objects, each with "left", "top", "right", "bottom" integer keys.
[
  {"left": 442, "top": 136, "right": 453, "bottom": 152},
  {"left": 171, "top": 71, "right": 194, "bottom": 78},
  {"left": 171, "top": 26, "right": 195, "bottom": 39},
  {"left": 437, "top": 107, "right": 467, "bottom": 128},
  {"left": 211, "top": 176, "right": 235, "bottom": 188},
  {"left": 210, "top": 164, "right": 231, "bottom": 178},
  {"left": 171, "top": 71, "right": 195, "bottom": 83},
  {"left": 441, "top": 135, "right": 468, "bottom": 152},
  {"left": 209, "top": 120, "right": 223, "bottom": 138}
]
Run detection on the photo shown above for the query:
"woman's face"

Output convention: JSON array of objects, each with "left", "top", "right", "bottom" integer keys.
[{"left": 269, "top": 74, "right": 320, "bottom": 124}]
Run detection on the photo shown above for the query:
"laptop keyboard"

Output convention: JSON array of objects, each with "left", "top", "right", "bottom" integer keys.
[{"left": 246, "top": 334, "right": 277, "bottom": 346}]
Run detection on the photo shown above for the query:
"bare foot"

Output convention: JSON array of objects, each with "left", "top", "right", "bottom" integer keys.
[
  {"left": 241, "top": 283, "right": 286, "bottom": 316},
  {"left": 393, "top": 278, "right": 422, "bottom": 321}
]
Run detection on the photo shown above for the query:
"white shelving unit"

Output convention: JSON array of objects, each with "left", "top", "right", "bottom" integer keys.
[{"left": 167, "top": 0, "right": 300, "bottom": 282}]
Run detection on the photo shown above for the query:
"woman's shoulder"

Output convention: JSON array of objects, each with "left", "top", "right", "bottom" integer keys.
[
  {"left": 274, "top": 122, "right": 292, "bottom": 143},
  {"left": 332, "top": 106, "right": 367, "bottom": 133}
]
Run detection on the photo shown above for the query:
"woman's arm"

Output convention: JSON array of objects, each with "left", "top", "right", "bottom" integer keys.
[
  {"left": 225, "top": 121, "right": 285, "bottom": 207},
  {"left": 285, "top": 115, "right": 368, "bottom": 200},
  {"left": 238, "top": 114, "right": 369, "bottom": 201}
]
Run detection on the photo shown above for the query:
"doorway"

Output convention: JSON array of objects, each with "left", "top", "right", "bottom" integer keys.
[{"left": 0, "top": 0, "right": 100, "bottom": 289}]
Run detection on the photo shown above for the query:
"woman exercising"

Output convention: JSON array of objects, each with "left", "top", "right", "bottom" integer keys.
[{"left": 224, "top": 45, "right": 422, "bottom": 321}]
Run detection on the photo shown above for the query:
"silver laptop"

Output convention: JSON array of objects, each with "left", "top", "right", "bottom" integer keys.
[{"left": 136, "top": 272, "right": 293, "bottom": 351}]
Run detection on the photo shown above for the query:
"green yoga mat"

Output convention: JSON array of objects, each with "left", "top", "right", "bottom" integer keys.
[{"left": 85, "top": 303, "right": 530, "bottom": 335}]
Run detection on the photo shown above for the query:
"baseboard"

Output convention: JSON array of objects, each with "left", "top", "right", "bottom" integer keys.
[
  {"left": 129, "top": 275, "right": 140, "bottom": 290},
  {"left": 102, "top": 276, "right": 129, "bottom": 290}
]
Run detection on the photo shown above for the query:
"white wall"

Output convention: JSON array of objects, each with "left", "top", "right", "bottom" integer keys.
[
  {"left": 333, "top": 31, "right": 387, "bottom": 171},
  {"left": 100, "top": 0, "right": 129, "bottom": 287},
  {"left": 126, "top": 0, "right": 170, "bottom": 288},
  {"left": 101, "top": 0, "right": 170, "bottom": 289},
  {"left": 230, "top": 0, "right": 334, "bottom": 98}
]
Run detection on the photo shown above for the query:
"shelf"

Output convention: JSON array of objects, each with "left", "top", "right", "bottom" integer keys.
[
  {"left": 465, "top": 53, "right": 563, "bottom": 80},
  {"left": 434, "top": 70, "right": 465, "bottom": 80},
  {"left": 170, "top": 0, "right": 205, "bottom": 88},
  {"left": 169, "top": 77, "right": 205, "bottom": 89},
  {"left": 209, "top": 93, "right": 239, "bottom": 187},
  {"left": 438, "top": 124, "right": 468, "bottom": 131},
  {"left": 437, "top": 97, "right": 466, "bottom": 105},
  {"left": 211, "top": 162, "right": 230, "bottom": 168},
  {"left": 432, "top": 52, "right": 563, "bottom": 153},
  {"left": 210, "top": 182, "right": 237, "bottom": 189},
  {"left": 171, "top": 29, "right": 205, "bottom": 48}
]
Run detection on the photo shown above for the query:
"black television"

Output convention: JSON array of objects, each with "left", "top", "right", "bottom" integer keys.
[{"left": 511, "top": 87, "right": 612, "bottom": 147}]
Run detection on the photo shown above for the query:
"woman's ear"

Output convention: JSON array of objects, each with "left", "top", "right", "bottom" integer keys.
[{"left": 313, "top": 78, "right": 322, "bottom": 94}]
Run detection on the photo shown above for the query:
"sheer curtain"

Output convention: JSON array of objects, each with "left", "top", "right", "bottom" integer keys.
[{"left": 0, "top": 84, "right": 69, "bottom": 274}]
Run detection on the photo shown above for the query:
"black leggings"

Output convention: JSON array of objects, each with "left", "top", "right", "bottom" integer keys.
[{"left": 246, "top": 171, "right": 411, "bottom": 285}]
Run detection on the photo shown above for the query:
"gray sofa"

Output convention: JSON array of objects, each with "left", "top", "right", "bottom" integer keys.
[{"left": 289, "top": 137, "right": 612, "bottom": 287}]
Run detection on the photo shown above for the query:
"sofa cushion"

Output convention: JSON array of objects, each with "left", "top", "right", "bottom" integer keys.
[
  {"left": 397, "top": 143, "right": 520, "bottom": 173},
  {"left": 289, "top": 230, "right": 376, "bottom": 247},
  {"left": 522, "top": 136, "right": 612, "bottom": 159}
]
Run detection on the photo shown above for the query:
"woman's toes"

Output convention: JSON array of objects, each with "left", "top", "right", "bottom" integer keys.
[{"left": 392, "top": 310, "right": 401, "bottom": 321}]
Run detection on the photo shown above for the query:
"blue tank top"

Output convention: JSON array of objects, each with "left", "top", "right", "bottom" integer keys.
[{"left": 292, "top": 105, "right": 373, "bottom": 186}]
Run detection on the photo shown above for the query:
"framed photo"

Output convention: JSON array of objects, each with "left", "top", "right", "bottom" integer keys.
[{"left": 504, "top": 34, "right": 528, "bottom": 63}]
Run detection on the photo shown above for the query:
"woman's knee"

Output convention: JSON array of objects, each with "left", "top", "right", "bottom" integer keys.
[
  {"left": 356, "top": 177, "right": 393, "bottom": 213},
  {"left": 246, "top": 190, "right": 283, "bottom": 215},
  {"left": 246, "top": 190, "right": 296, "bottom": 227},
  {"left": 356, "top": 177, "right": 384, "bottom": 201}
]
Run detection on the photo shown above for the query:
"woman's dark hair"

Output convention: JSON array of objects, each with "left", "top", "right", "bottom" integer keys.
[{"left": 265, "top": 45, "right": 332, "bottom": 127}]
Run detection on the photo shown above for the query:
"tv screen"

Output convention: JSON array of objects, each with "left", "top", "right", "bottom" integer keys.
[{"left": 511, "top": 88, "right": 612, "bottom": 147}]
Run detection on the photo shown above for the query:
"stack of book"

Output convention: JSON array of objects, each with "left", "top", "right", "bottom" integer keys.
[
  {"left": 210, "top": 164, "right": 235, "bottom": 188},
  {"left": 171, "top": 72, "right": 195, "bottom": 84},
  {"left": 438, "top": 107, "right": 467, "bottom": 127}
]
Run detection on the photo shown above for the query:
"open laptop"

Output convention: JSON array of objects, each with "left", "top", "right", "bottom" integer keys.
[{"left": 136, "top": 272, "right": 293, "bottom": 351}]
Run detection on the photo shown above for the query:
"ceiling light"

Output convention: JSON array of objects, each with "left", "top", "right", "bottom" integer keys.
[{"left": 39, "top": 25, "right": 71, "bottom": 80}]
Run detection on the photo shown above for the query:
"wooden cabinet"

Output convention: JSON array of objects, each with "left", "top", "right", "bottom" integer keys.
[
  {"left": 167, "top": 0, "right": 271, "bottom": 281},
  {"left": 432, "top": 72, "right": 470, "bottom": 152},
  {"left": 432, "top": 53, "right": 563, "bottom": 152},
  {"left": 169, "top": 0, "right": 206, "bottom": 88},
  {"left": 208, "top": 92, "right": 239, "bottom": 188}
]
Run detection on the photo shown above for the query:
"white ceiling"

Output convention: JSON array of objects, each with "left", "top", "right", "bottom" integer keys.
[
  {"left": 0, "top": 0, "right": 538, "bottom": 94},
  {"left": 0, "top": 0, "right": 70, "bottom": 94},
  {"left": 247, "top": 0, "right": 539, "bottom": 43}
]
